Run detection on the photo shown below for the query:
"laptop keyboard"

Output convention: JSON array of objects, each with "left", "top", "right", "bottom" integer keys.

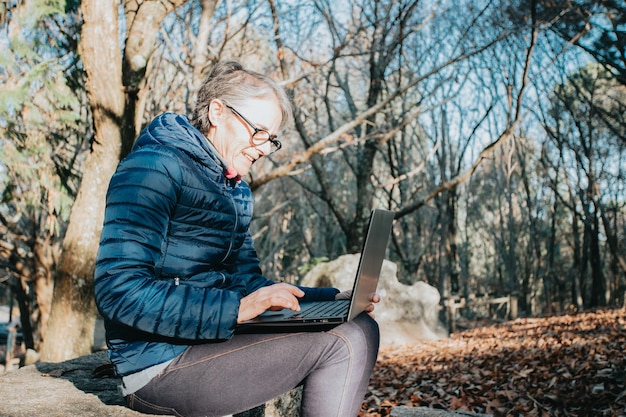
[{"left": 293, "top": 300, "right": 350, "bottom": 319}]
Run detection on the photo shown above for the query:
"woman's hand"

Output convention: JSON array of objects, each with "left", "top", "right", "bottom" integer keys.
[
  {"left": 335, "top": 290, "right": 381, "bottom": 318},
  {"left": 237, "top": 283, "right": 304, "bottom": 323}
]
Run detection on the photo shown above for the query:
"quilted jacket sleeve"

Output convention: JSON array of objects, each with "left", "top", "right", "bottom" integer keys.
[{"left": 94, "top": 147, "right": 240, "bottom": 341}]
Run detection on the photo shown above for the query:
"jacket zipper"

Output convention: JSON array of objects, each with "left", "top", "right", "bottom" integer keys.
[{"left": 220, "top": 192, "right": 238, "bottom": 263}]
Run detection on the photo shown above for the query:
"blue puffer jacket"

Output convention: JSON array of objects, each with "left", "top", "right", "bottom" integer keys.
[{"left": 94, "top": 113, "right": 338, "bottom": 377}]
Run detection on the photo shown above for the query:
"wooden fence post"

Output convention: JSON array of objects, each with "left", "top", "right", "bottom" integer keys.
[{"left": 509, "top": 296, "right": 518, "bottom": 320}]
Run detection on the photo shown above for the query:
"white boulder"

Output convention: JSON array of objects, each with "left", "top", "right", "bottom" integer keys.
[{"left": 300, "top": 254, "right": 448, "bottom": 346}]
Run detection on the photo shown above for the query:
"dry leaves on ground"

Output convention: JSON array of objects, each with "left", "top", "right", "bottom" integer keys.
[{"left": 363, "top": 308, "right": 626, "bottom": 417}]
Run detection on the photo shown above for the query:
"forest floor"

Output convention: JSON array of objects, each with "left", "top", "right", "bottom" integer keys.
[{"left": 362, "top": 307, "right": 626, "bottom": 417}]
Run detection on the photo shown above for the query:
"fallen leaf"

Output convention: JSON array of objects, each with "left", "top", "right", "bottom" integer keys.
[{"left": 362, "top": 308, "right": 626, "bottom": 417}]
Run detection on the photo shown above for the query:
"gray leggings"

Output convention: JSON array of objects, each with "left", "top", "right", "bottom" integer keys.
[{"left": 125, "top": 313, "right": 379, "bottom": 417}]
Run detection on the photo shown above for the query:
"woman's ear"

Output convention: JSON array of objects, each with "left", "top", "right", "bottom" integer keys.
[{"left": 207, "top": 99, "right": 226, "bottom": 127}]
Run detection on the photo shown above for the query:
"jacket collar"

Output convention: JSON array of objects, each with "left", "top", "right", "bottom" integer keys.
[{"left": 135, "top": 113, "right": 242, "bottom": 186}]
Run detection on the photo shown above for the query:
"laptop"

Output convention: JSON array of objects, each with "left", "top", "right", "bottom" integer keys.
[{"left": 237, "top": 208, "right": 395, "bottom": 332}]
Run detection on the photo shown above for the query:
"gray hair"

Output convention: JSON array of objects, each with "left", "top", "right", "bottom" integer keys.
[{"left": 191, "top": 61, "right": 292, "bottom": 134}]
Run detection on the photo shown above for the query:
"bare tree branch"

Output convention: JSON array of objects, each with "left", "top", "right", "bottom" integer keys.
[
  {"left": 250, "top": 37, "right": 505, "bottom": 191},
  {"left": 395, "top": 2, "right": 539, "bottom": 219}
]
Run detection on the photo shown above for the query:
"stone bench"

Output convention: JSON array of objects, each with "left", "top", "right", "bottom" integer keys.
[
  {"left": 391, "top": 406, "right": 491, "bottom": 417},
  {"left": 0, "top": 351, "right": 295, "bottom": 417},
  {"left": 0, "top": 351, "right": 490, "bottom": 417}
]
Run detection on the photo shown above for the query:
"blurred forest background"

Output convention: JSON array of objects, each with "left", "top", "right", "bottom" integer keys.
[{"left": 0, "top": 0, "right": 624, "bottom": 362}]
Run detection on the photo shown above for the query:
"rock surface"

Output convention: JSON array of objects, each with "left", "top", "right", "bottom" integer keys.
[
  {"left": 0, "top": 352, "right": 490, "bottom": 417},
  {"left": 0, "top": 351, "right": 294, "bottom": 417},
  {"left": 391, "top": 406, "right": 492, "bottom": 417},
  {"left": 300, "top": 254, "right": 449, "bottom": 346},
  {"left": 0, "top": 351, "right": 148, "bottom": 417}
]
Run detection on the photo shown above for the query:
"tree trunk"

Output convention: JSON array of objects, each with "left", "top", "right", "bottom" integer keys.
[
  {"left": 589, "top": 208, "right": 607, "bottom": 306},
  {"left": 13, "top": 278, "right": 35, "bottom": 350},
  {"left": 447, "top": 191, "right": 460, "bottom": 294},
  {"left": 348, "top": 140, "right": 379, "bottom": 253},
  {"left": 40, "top": 0, "right": 125, "bottom": 362},
  {"left": 598, "top": 199, "right": 626, "bottom": 305},
  {"left": 192, "top": 0, "right": 221, "bottom": 92},
  {"left": 571, "top": 209, "right": 584, "bottom": 309},
  {"left": 122, "top": 0, "right": 191, "bottom": 155},
  {"left": 40, "top": 0, "right": 194, "bottom": 362},
  {"left": 31, "top": 236, "right": 57, "bottom": 350}
]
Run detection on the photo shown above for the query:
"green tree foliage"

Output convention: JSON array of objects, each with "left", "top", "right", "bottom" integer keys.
[
  {"left": 0, "top": 0, "right": 87, "bottom": 349},
  {"left": 509, "top": 0, "right": 626, "bottom": 85}
]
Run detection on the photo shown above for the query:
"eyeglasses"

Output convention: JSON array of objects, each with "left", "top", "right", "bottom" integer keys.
[{"left": 226, "top": 105, "right": 282, "bottom": 154}]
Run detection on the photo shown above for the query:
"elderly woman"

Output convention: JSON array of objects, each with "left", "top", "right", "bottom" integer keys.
[{"left": 94, "top": 61, "right": 380, "bottom": 417}]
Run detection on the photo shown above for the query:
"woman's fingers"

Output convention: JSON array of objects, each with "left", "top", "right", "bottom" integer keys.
[{"left": 237, "top": 283, "right": 304, "bottom": 323}]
